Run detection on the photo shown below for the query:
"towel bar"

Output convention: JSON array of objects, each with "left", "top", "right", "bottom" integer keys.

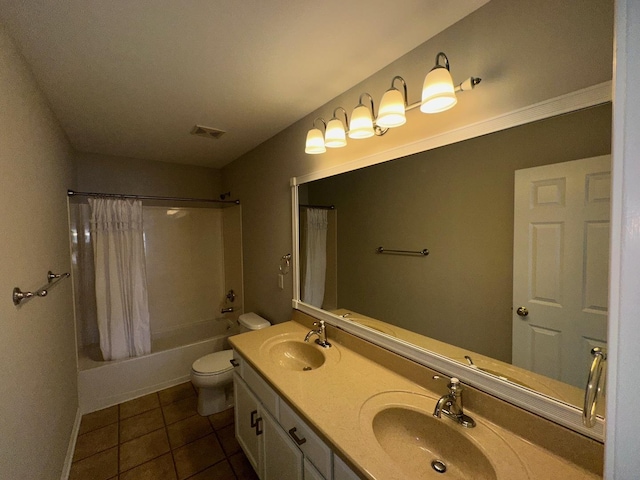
[
  {"left": 13, "top": 271, "right": 70, "bottom": 306},
  {"left": 376, "top": 246, "right": 429, "bottom": 256}
]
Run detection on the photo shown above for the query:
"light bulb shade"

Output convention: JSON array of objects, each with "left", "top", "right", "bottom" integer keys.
[
  {"left": 349, "top": 104, "right": 375, "bottom": 139},
  {"left": 324, "top": 118, "right": 347, "bottom": 148},
  {"left": 305, "top": 128, "right": 326, "bottom": 154},
  {"left": 421, "top": 67, "right": 457, "bottom": 113},
  {"left": 377, "top": 88, "right": 406, "bottom": 128}
]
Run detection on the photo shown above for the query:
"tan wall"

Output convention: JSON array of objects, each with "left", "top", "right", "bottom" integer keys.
[
  {"left": 0, "top": 23, "right": 77, "bottom": 478},
  {"left": 222, "top": 0, "right": 614, "bottom": 324},
  {"left": 75, "top": 151, "right": 222, "bottom": 198},
  {"left": 306, "top": 105, "right": 612, "bottom": 362}
]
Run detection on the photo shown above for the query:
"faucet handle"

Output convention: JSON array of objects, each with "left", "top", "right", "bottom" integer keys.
[
  {"left": 448, "top": 377, "right": 463, "bottom": 394},
  {"left": 313, "top": 320, "right": 325, "bottom": 329}
]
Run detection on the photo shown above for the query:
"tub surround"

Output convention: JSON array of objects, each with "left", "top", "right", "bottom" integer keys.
[
  {"left": 229, "top": 311, "right": 603, "bottom": 479},
  {"left": 78, "top": 323, "right": 235, "bottom": 414}
]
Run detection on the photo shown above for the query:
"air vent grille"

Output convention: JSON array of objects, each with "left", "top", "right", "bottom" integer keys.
[{"left": 191, "top": 125, "right": 226, "bottom": 140}]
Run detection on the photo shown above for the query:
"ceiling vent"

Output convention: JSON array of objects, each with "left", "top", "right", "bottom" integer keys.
[{"left": 191, "top": 125, "right": 226, "bottom": 140}]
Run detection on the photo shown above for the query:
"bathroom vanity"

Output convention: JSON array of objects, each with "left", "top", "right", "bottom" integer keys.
[
  {"left": 232, "top": 341, "right": 356, "bottom": 480},
  {"left": 229, "top": 311, "right": 603, "bottom": 480}
]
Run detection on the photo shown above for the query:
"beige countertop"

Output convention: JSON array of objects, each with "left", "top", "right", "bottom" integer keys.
[{"left": 229, "top": 320, "right": 600, "bottom": 480}]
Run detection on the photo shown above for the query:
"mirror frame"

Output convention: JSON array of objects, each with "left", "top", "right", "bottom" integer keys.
[{"left": 291, "top": 81, "right": 611, "bottom": 441}]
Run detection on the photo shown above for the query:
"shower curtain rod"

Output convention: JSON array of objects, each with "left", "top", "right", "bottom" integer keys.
[
  {"left": 300, "top": 204, "right": 335, "bottom": 210},
  {"left": 67, "top": 190, "right": 240, "bottom": 205}
]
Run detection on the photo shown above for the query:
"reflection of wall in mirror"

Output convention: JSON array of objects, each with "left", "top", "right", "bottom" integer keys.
[{"left": 305, "top": 104, "right": 611, "bottom": 365}]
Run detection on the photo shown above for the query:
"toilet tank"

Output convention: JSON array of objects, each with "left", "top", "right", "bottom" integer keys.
[{"left": 238, "top": 312, "right": 271, "bottom": 332}]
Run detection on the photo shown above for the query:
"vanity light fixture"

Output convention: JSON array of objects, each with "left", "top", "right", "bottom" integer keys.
[
  {"left": 305, "top": 117, "right": 327, "bottom": 154},
  {"left": 421, "top": 52, "right": 458, "bottom": 113},
  {"left": 304, "top": 51, "right": 481, "bottom": 154},
  {"left": 349, "top": 93, "right": 384, "bottom": 139},
  {"left": 325, "top": 107, "right": 349, "bottom": 148},
  {"left": 377, "top": 76, "right": 408, "bottom": 128}
]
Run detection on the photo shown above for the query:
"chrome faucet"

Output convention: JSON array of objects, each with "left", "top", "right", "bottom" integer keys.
[
  {"left": 304, "top": 320, "right": 332, "bottom": 348},
  {"left": 433, "top": 377, "right": 476, "bottom": 428}
]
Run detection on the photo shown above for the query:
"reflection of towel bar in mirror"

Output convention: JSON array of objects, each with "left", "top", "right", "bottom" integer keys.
[
  {"left": 13, "top": 271, "right": 70, "bottom": 306},
  {"left": 376, "top": 246, "right": 429, "bottom": 256},
  {"left": 299, "top": 204, "right": 335, "bottom": 210}
]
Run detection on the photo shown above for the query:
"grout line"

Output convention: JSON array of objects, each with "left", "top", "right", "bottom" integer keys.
[
  {"left": 73, "top": 383, "right": 250, "bottom": 480},
  {"left": 157, "top": 392, "right": 181, "bottom": 480},
  {"left": 116, "top": 403, "right": 121, "bottom": 478}
]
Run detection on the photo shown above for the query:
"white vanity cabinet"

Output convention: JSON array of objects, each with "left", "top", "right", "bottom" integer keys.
[
  {"left": 262, "top": 408, "right": 304, "bottom": 480},
  {"left": 278, "top": 400, "right": 333, "bottom": 478},
  {"left": 232, "top": 351, "right": 334, "bottom": 479},
  {"left": 333, "top": 454, "right": 361, "bottom": 480},
  {"left": 304, "top": 458, "right": 326, "bottom": 480},
  {"left": 233, "top": 374, "right": 262, "bottom": 471}
]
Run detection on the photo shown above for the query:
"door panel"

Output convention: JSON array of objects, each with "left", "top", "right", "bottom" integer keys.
[
  {"left": 263, "top": 410, "right": 303, "bottom": 480},
  {"left": 513, "top": 155, "right": 610, "bottom": 388}
]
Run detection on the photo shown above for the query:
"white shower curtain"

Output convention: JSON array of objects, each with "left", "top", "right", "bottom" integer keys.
[
  {"left": 88, "top": 197, "right": 151, "bottom": 361},
  {"left": 302, "top": 208, "right": 328, "bottom": 308}
]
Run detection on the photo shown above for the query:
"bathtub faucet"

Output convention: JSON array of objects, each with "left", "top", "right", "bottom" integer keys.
[{"left": 221, "top": 307, "right": 234, "bottom": 314}]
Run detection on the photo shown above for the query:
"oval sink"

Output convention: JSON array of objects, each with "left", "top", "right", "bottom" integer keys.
[
  {"left": 359, "top": 391, "right": 528, "bottom": 480},
  {"left": 373, "top": 407, "right": 496, "bottom": 480},
  {"left": 269, "top": 340, "right": 326, "bottom": 371}
]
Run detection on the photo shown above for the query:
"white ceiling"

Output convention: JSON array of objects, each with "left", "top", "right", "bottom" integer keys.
[{"left": 0, "top": 0, "right": 488, "bottom": 168}]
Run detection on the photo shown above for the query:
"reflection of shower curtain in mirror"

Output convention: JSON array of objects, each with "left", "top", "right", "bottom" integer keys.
[
  {"left": 88, "top": 198, "right": 151, "bottom": 360},
  {"left": 302, "top": 208, "right": 328, "bottom": 308}
]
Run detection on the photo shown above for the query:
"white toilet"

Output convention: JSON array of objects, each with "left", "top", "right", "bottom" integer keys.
[{"left": 190, "top": 312, "right": 271, "bottom": 416}]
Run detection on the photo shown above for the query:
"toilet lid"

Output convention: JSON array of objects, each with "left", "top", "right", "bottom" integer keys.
[
  {"left": 238, "top": 312, "right": 270, "bottom": 330},
  {"left": 192, "top": 350, "right": 234, "bottom": 375}
]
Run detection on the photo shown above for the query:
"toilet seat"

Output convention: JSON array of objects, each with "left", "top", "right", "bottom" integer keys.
[{"left": 191, "top": 350, "right": 234, "bottom": 376}]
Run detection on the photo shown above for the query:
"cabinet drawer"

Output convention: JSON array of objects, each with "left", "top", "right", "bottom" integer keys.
[
  {"left": 243, "top": 360, "right": 279, "bottom": 417},
  {"left": 279, "top": 400, "right": 332, "bottom": 479}
]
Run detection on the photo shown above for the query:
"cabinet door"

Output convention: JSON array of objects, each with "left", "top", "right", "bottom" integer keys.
[
  {"left": 262, "top": 409, "right": 303, "bottom": 480},
  {"left": 279, "top": 400, "right": 332, "bottom": 478},
  {"left": 333, "top": 454, "right": 361, "bottom": 480},
  {"left": 304, "top": 457, "right": 326, "bottom": 480},
  {"left": 234, "top": 373, "right": 262, "bottom": 475}
]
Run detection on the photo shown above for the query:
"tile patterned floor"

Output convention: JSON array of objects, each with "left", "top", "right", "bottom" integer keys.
[{"left": 70, "top": 382, "right": 259, "bottom": 480}]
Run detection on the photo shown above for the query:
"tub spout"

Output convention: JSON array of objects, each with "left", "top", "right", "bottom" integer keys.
[{"left": 221, "top": 307, "right": 234, "bottom": 314}]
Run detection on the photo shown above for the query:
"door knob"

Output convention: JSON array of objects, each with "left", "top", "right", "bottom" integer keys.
[{"left": 516, "top": 306, "right": 529, "bottom": 317}]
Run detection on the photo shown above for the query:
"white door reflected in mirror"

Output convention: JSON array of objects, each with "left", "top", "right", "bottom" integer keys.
[{"left": 512, "top": 156, "right": 610, "bottom": 389}]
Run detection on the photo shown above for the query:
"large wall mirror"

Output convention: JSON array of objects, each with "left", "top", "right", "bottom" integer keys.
[{"left": 292, "top": 85, "right": 611, "bottom": 440}]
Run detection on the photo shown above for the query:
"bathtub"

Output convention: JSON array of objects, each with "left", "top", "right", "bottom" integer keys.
[{"left": 77, "top": 318, "right": 239, "bottom": 414}]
